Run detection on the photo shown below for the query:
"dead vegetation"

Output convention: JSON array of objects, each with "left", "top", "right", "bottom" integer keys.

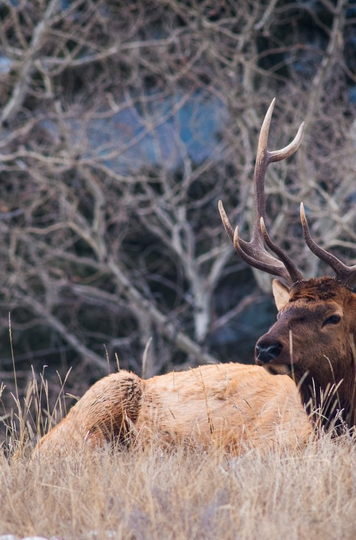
[
  {"left": 0, "top": 369, "right": 355, "bottom": 540},
  {"left": 0, "top": 434, "right": 356, "bottom": 540}
]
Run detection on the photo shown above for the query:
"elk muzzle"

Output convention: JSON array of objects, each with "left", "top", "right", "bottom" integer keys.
[{"left": 255, "top": 340, "right": 283, "bottom": 365}]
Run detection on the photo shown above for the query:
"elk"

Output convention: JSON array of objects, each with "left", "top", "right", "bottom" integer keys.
[{"left": 37, "top": 99, "right": 356, "bottom": 456}]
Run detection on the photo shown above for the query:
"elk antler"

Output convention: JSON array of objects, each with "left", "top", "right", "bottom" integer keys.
[
  {"left": 219, "top": 99, "right": 305, "bottom": 285},
  {"left": 300, "top": 202, "right": 356, "bottom": 289}
]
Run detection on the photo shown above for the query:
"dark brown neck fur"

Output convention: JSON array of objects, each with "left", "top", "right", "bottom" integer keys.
[
  {"left": 290, "top": 278, "right": 356, "bottom": 432},
  {"left": 289, "top": 277, "right": 356, "bottom": 433}
]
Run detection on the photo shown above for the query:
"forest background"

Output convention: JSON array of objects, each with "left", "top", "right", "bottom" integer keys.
[{"left": 1, "top": 0, "right": 356, "bottom": 434}]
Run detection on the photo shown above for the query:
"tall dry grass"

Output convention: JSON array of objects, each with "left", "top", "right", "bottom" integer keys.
[
  {"left": 1, "top": 371, "right": 356, "bottom": 540},
  {"left": 1, "top": 436, "right": 356, "bottom": 539}
]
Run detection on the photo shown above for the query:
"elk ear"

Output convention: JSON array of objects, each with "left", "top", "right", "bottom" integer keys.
[{"left": 272, "top": 279, "right": 290, "bottom": 311}]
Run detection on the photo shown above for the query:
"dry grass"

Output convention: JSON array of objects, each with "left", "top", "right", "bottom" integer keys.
[
  {"left": 0, "top": 435, "right": 355, "bottom": 539},
  {"left": 1, "top": 372, "right": 356, "bottom": 540}
]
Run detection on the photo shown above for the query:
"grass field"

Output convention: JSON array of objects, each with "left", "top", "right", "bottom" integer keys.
[
  {"left": 1, "top": 370, "right": 356, "bottom": 540},
  {"left": 0, "top": 433, "right": 356, "bottom": 540}
]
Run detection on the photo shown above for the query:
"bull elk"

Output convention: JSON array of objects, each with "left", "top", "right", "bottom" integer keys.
[{"left": 37, "top": 99, "right": 356, "bottom": 456}]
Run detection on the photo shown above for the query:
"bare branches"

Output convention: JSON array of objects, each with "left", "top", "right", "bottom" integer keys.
[
  {"left": 0, "top": 0, "right": 61, "bottom": 127},
  {"left": 0, "top": 0, "right": 356, "bottom": 410}
]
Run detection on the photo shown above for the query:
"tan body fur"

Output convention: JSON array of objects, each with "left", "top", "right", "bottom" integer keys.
[{"left": 37, "top": 363, "right": 312, "bottom": 455}]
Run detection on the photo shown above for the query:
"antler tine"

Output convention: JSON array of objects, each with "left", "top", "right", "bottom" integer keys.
[
  {"left": 232, "top": 224, "right": 292, "bottom": 282},
  {"left": 300, "top": 203, "right": 356, "bottom": 288},
  {"left": 219, "top": 99, "right": 305, "bottom": 285},
  {"left": 218, "top": 200, "right": 234, "bottom": 242},
  {"left": 252, "top": 98, "right": 305, "bottom": 242},
  {"left": 260, "top": 217, "right": 304, "bottom": 283},
  {"left": 268, "top": 122, "right": 305, "bottom": 163},
  {"left": 250, "top": 98, "right": 275, "bottom": 244},
  {"left": 219, "top": 200, "right": 294, "bottom": 282}
]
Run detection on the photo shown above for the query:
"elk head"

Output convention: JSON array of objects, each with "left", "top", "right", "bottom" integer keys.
[{"left": 219, "top": 99, "right": 356, "bottom": 431}]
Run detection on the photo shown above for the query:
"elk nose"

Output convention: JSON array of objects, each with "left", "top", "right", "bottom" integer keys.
[{"left": 255, "top": 342, "right": 282, "bottom": 364}]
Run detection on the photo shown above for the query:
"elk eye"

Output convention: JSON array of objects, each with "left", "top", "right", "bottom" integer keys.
[{"left": 322, "top": 315, "right": 341, "bottom": 327}]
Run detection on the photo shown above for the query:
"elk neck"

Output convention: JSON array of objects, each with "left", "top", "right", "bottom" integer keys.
[{"left": 292, "top": 278, "right": 356, "bottom": 432}]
